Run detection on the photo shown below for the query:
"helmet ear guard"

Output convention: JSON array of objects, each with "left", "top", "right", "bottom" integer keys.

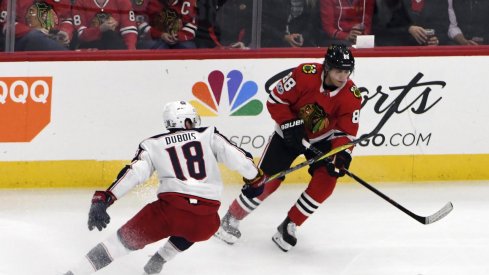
[
  {"left": 163, "top": 101, "right": 201, "bottom": 129},
  {"left": 323, "top": 44, "right": 355, "bottom": 72}
]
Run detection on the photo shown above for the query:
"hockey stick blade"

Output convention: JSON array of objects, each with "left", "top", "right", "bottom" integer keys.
[
  {"left": 423, "top": 201, "right": 453, "bottom": 225},
  {"left": 343, "top": 169, "right": 453, "bottom": 225},
  {"left": 303, "top": 141, "right": 454, "bottom": 225}
]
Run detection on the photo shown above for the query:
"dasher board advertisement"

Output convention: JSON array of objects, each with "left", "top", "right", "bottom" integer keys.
[{"left": 0, "top": 54, "right": 488, "bottom": 186}]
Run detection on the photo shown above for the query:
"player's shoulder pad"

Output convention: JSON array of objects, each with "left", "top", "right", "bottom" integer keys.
[
  {"left": 214, "top": 127, "right": 253, "bottom": 158},
  {"left": 192, "top": 126, "right": 208, "bottom": 133},
  {"left": 298, "top": 63, "right": 320, "bottom": 75},
  {"left": 147, "top": 132, "right": 169, "bottom": 140},
  {"left": 350, "top": 85, "right": 362, "bottom": 98},
  {"left": 345, "top": 80, "right": 362, "bottom": 99},
  {"left": 129, "top": 143, "right": 146, "bottom": 162},
  {"left": 212, "top": 127, "right": 233, "bottom": 144},
  {"left": 213, "top": 126, "right": 226, "bottom": 138}
]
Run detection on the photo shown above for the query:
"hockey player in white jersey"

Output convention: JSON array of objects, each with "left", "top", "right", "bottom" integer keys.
[{"left": 63, "top": 101, "right": 266, "bottom": 275}]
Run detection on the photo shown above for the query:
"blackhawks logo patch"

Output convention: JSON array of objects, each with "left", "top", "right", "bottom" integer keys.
[
  {"left": 302, "top": 64, "right": 317, "bottom": 74},
  {"left": 298, "top": 103, "right": 328, "bottom": 133},
  {"left": 350, "top": 85, "right": 361, "bottom": 98}
]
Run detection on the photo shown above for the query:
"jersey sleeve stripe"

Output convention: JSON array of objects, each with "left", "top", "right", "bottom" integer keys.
[
  {"left": 106, "top": 145, "right": 145, "bottom": 192},
  {"left": 120, "top": 26, "right": 138, "bottom": 35},
  {"left": 182, "top": 24, "right": 197, "bottom": 35},
  {"left": 214, "top": 129, "right": 254, "bottom": 160},
  {"left": 268, "top": 91, "right": 288, "bottom": 105}
]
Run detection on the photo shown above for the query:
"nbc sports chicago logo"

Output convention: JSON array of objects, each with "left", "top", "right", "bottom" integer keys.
[{"left": 190, "top": 70, "right": 263, "bottom": 116}]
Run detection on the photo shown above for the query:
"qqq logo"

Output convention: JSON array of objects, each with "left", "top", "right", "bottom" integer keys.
[
  {"left": 0, "top": 77, "right": 52, "bottom": 142},
  {"left": 190, "top": 70, "right": 263, "bottom": 116}
]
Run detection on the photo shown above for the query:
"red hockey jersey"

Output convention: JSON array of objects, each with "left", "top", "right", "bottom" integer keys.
[
  {"left": 143, "top": 0, "right": 197, "bottom": 41},
  {"left": 0, "top": 0, "right": 74, "bottom": 39},
  {"left": 267, "top": 63, "right": 362, "bottom": 150},
  {"left": 72, "top": 0, "right": 138, "bottom": 49},
  {"left": 131, "top": 0, "right": 158, "bottom": 28}
]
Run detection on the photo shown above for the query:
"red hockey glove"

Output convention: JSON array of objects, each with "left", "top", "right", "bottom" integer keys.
[
  {"left": 280, "top": 119, "right": 306, "bottom": 155},
  {"left": 241, "top": 169, "right": 267, "bottom": 199},
  {"left": 326, "top": 150, "right": 352, "bottom": 177},
  {"left": 88, "top": 191, "right": 116, "bottom": 231}
]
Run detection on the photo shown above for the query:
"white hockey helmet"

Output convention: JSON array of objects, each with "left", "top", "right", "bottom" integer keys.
[{"left": 163, "top": 101, "right": 201, "bottom": 129}]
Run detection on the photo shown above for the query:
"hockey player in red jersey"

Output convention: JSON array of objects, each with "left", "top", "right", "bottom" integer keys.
[
  {"left": 63, "top": 101, "right": 266, "bottom": 274},
  {"left": 215, "top": 44, "right": 362, "bottom": 252},
  {"left": 71, "top": 0, "right": 138, "bottom": 49}
]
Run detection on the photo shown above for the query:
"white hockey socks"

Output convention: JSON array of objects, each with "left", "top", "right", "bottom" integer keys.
[{"left": 66, "top": 233, "right": 132, "bottom": 275}]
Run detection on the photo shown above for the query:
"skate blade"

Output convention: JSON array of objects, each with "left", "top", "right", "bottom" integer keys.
[
  {"left": 272, "top": 232, "right": 292, "bottom": 252},
  {"left": 214, "top": 228, "right": 239, "bottom": 245}
]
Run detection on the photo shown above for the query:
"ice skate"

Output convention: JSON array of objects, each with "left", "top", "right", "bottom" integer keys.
[
  {"left": 272, "top": 217, "right": 297, "bottom": 252},
  {"left": 214, "top": 212, "right": 241, "bottom": 245},
  {"left": 143, "top": 252, "right": 166, "bottom": 274}
]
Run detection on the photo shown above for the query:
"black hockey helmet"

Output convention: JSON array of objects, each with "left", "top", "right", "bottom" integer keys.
[{"left": 323, "top": 44, "right": 355, "bottom": 71}]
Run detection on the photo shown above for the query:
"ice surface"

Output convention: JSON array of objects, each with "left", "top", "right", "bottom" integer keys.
[{"left": 1, "top": 181, "right": 488, "bottom": 275}]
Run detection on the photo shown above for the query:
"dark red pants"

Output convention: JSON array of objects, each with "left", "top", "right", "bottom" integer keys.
[{"left": 118, "top": 193, "right": 220, "bottom": 250}]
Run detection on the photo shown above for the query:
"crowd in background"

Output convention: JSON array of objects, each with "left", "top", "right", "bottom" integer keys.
[{"left": 0, "top": 0, "right": 488, "bottom": 51}]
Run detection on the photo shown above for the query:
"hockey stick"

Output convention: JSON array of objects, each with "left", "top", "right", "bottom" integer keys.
[
  {"left": 265, "top": 132, "right": 374, "bottom": 183},
  {"left": 343, "top": 169, "right": 453, "bottom": 225},
  {"left": 305, "top": 143, "right": 453, "bottom": 225},
  {"left": 265, "top": 108, "right": 398, "bottom": 184}
]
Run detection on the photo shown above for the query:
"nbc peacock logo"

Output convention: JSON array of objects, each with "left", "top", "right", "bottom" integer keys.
[{"left": 190, "top": 70, "right": 263, "bottom": 116}]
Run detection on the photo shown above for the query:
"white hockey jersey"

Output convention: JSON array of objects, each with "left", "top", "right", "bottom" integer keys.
[{"left": 107, "top": 126, "right": 259, "bottom": 201}]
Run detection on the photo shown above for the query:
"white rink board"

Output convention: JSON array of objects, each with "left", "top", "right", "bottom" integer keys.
[{"left": 0, "top": 56, "right": 487, "bottom": 161}]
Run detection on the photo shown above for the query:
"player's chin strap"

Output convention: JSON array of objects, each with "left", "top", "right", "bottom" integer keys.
[{"left": 302, "top": 140, "right": 453, "bottom": 225}]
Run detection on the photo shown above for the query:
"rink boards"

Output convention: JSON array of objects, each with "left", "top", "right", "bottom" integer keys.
[{"left": 1, "top": 50, "right": 488, "bottom": 188}]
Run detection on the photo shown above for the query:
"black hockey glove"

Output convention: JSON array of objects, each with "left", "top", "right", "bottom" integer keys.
[
  {"left": 280, "top": 118, "right": 306, "bottom": 154},
  {"left": 241, "top": 169, "right": 267, "bottom": 199},
  {"left": 326, "top": 150, "right": 352, "bottom": 177},
  {"left": 88, "top": 191, "right": 115, "bottom": 231}
]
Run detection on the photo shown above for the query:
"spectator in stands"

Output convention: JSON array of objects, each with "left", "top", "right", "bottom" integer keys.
[
  {"left": 131, "top": 0, "right": 156, "bottom": 49},
  {"left": 71, "top": 0, "right": 138, "bottom": 50},
  {"left": 0, "top": 32, "right": 4, "bottom": 51},
  {"left": 284, "top": 0, "right": 323, "bottom": 47},
  {"left": 373, "top": 0, "right": 449, "bottom": 46},
  {"left": 320, "top": 0, "right": 375, "bottom": 46},
  {"left": 137, "top": 0, "right": 198, "bottom": 49},
  {"left": 193, "top": 0, "right": 251, "bottom": 49},
  {"left": 214, "top": 0, "right": 252, "bottom": 48},
  {"left": 448, "top": 0, "right": 489, "bottom": 46},
  {"left": 195, "top": 0, "right": 292, "bottom": 49},
  {"left": 194, "top": 0, "right": 225, "bottom": 48},
  {"left": 261, "top": 0, "right": 290, "bottom": 47},
  {"left": 0, "top": 0, "right": 74, "bottom": 51}
]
